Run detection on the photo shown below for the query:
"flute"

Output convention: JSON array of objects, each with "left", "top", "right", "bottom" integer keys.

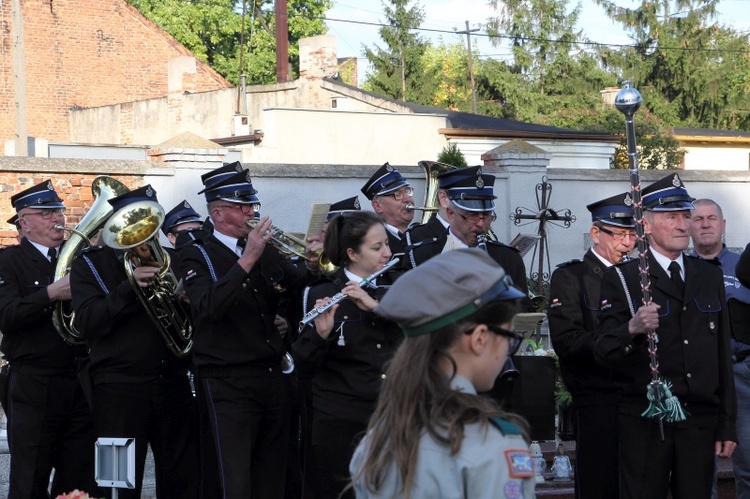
[{"left": 299, "top": 258, "right": 400, "bottom": 330}]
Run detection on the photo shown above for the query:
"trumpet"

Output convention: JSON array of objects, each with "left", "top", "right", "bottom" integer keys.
[
  {"left": 299, "top": 258, "right": 400, "bottom": 330},
  {"left": 246, "top": 218, "right": 337, "bottom": 274}
]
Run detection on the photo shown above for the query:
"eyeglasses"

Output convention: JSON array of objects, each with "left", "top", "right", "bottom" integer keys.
[
  {"left": 456, "top": 209, "right": 497, "bottom": 225},
  {"left": 214, "top": 203, "right": 260, "bottom": 214},
  {"left": 487, "top": 325, "right": 525, "bottom": 356},
  {"left": 599, "top": 226, "right": 637, "bottom": 241},
  {"left": 21, "top": 208, "right": 66, "bottom": 219},
  {"left": 381, "top": 186, "right": 414, "bottom": 201}
]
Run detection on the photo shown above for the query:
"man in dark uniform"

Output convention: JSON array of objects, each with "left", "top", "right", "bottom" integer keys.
[
  {"left": 7, "top": 214, "right": 23, "bottom": 243},
  {"left": 403, "top": 161, "right": 455, "bottom": 245},
  {"left": 361, "top": 163, "right": 415, "bottom": 257},
  {"left": 70, "top": 185, "right": 200, "bottom": 499},
  {"left": 595, "top": 173, "right": 737, "bottom": 499},
  {"left": 548, "top": 191, "right": 636, "bottom": 499},
  {"left": 0, "top": 180, "right": 98, "bottom": 498},
  {"left": 178, "top": 166, "right": 318, "bottom": 498},
  {"left": 163, "top": 199, "right": 203, "bottom": 249},
  {"left": 402, "top": 166, "right": 531, "bottom": 307}
]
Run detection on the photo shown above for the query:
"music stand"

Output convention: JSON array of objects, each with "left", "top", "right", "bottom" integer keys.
[{"left": 95, "top": 437, "right": 136, "bottom": 499}]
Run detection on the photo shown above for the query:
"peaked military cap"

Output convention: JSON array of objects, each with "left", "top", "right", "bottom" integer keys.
[
  {"left": 587, "top": 192, "right": 635, "bottom": 228},
  {"left": 107, "top": 184, "right": 159, "bottom": 213},
  {"left": 198, "top": 162, "right": 246, "bottom": 195},
  {"left": 6, "top": 214, "right": 19, "bottom": 228},
  {"left": 361, "top": 163, "right": 410, "bottom": 200},
  {"left": 376, "top": 248, "right": 525, "bottom": 337},
  {"left": 443, "top": 166, "right": 496, "bottom": 212},
  {"left": 642, "top": 173, "right": 695, "bottom": 211},
  {"left": 11, "top": 180, "right": 65, "bottom": 212},
  {"left": 162, "top": 200, "right": 202, "bottom": 235},
  {"left": 201, "top": 170, "right": 261, "bottom": 205},
  {"left": 327, "top": 196, "right": 361, "bottom": 221}
]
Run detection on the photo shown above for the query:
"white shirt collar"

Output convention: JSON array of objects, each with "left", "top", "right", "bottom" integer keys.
[
  {"left": 213, "top": 230, "right": 242, "bottom": 256},
  {"left": 384, "top": 223, "right": 401, "bottom": 240},
  {"left": 28, "top": 240, "right": 60, "bottom": 262},
  {"left": 436, "top": 213, "right": 450, "bottom": 229},
  {"left": 344, "top": 267, "right": 376, "bottom": 287},
  {"left": 650, "top": 247, "right": 685, "bottom": 279},
  {"left": 447, "top": 228, "right": 469, "bottom": 249},
  {"left": 448, "top": 374, "right": 477, "bottom": 395},
  {"left": 591, "top": 247, "right": 615, "bottom": 268}
]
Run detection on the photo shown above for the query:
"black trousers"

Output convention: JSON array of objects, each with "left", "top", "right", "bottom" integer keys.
[
  {"left": 7, "top": 369, "right": 98, "bottom": 499},
  {"left": 311, "top": 416, "right": 367, "bottom": 499},
  {"left": 200, "top": 370, "right": 291, "bottom": 499},
  {"left": 93, "top": 375, "right": 200, "bottom": 499},
  {"left": 193, "top": 372, "right": 222, "bottom": 499},
  {"left": 574, "top": 403, "right": 619, "bottom": 499},
  {"left": 619, "top": 413, "right": 715, "bottom": 499}
]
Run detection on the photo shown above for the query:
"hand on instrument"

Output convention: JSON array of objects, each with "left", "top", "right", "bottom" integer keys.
[
  {"left": 132, "top": 266, "right": 160, "bottom": 288},
  {"left": 47, "top": 274, "right": 71, "bottom": 301},
  {"left": 343, "top": 281, "right": 378, "bottom": 313},
  {"left": 304, "top": 235, "right": 324, "bottom": 270},
  {"left": 628, "top": 303, "right": 661, "bottom": 336},
  {"left": 313, "top": 298, "right": 339, "bottom": 340},
  {"left": 239, "top": 215, "right": 273, "bottom": 270}
]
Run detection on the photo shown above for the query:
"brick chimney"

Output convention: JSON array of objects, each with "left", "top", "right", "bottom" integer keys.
[{"left": 299, "top": 36, "right": 338, "bottom": 81}]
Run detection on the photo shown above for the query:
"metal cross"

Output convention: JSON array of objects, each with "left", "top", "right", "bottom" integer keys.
[{"left": 510, "top": 176, "right": 575, "bottom": 309}]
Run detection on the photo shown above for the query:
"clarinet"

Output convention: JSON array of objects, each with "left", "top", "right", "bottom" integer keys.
[{"left": 298, "top": 258, "right": 400, "bottom": 330}]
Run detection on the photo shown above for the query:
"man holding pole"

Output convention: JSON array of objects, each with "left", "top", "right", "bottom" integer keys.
[{"left": 595, "top": 173, "right": 736, "bottom": 498}]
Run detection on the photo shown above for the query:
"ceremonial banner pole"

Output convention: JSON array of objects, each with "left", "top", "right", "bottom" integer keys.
[{"left": 614, "top": 81, "right": 687, "bottom": 428}]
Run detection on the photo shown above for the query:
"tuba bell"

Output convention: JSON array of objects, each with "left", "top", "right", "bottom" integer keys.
[
  {"left": 406, "top": 160, "right": 460, "bottom": 224},
  {"left": 53, "top": 176, "right": 130, "bottom": 345},
  {"left": 100, "top": 198, "right": 193, "bottom": 358}
]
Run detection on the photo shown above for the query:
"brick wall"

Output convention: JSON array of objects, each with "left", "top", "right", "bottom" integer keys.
[
  {"left": 0, "top": 0, "right": 232, "bottom": 145},
  {"left": 0, "top": 157, "right": 156, "bottom": 247}
]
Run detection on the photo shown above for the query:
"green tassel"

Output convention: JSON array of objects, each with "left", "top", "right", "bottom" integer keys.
[{"left": 641, "top": 379, "right": 689, "bottom": 423}]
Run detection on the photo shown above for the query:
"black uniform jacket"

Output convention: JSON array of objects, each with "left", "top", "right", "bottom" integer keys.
[
  {"left": 403, "top": 214, "right": 448, "bottom": 246},
  {"left": 70, "top": 246, "right": 184, "bottom": 382},
  {"left": 403, "top": 234, "right": 532, "bottom": 311},
  {"left": 386, "top": 229, "right": 405, "bottom": 260},
  {"left": 179, "top": 232, "right": 311, "bottom": 375},
  {"left": 548, "top": 249, "right": 616, "bottom": 407},
  {"left": 292, "top": 269, "right": 402, "bottom": 424},
  {"left": 595, "top": 253, "right": 736, "bottom": 440},
  {"left": 0, "top": 238, "right": 82, "bottom": 374}
]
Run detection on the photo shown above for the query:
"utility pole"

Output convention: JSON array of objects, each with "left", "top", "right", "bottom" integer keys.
[
  {"left": 12, "top": 0, "right": 28, "bottom": 156},
  {"left": 275, "top": 0, "right": 289, "bottom": 83},
  {"left": 457, "top": 20, "right": 479, "bottom": 114}
]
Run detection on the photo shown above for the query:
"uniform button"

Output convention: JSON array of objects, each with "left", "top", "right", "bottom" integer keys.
[
  {"left": 343, "top": 315, "right": 349, "bottom": 320},
  {"left": 34, "top": 281, "right": 39, "bottom": 285},
  {"left": 242, "top": 284, "right": 247, "bottom": 289},
  {"left": 687, "top": 373, "right": 692, "bottom": 378},
  {"left": 381, "top": 374, "right": 386, "bottom": 379},
  {"left": 376, "top": 344, "right": 382, "bottom": 349},
  {"left": 253, "top": 288, "right": 259, "bottom": 293},
  {"left": 684, "top": 339, "right": 689, "bottom": 345},
  {"left": 683, "top": 306, "right": 687, "bottom": 311},
  {"left": 260, "top": 314, "right": 265, "bottom": 318},
  {"left": 268, "top": 367, "right": 272, "bottom": 373}
]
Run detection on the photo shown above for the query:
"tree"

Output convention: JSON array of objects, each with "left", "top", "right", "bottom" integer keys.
[
  {"left": 127, "top": 0, "right": 331, "bottom": 85},
  {"left": 437, "top": 143, "right": 468, "bottom": 167},
  {"left": 362, "top": 0, "right": 428, "bottom": 101},
  {"left": 593, "top": 0, "right": 750, "bottom": 130}
]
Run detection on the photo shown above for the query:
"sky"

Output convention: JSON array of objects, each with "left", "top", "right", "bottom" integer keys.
[{"left": 325, "top": 0, "right": 750, "bottom": 83}]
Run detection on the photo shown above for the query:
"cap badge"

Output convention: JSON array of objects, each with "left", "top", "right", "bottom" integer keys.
[
  {"left": 184, "top": 201, "right": 192, "bottom": 209},
  {"left": 235, "top": 164, "right": 244, "bottom": 172},
  {"left": 624, "top": 193, "right": 633, "bottom": 206},
  {"left": 46, "top": 181, "right": 54, "bottom": 191},
  {"left": 146, "top": 186, "right": 154, "bottom": 198},
  {"left": 476, "top": 176, "right": 485, "bottom": 189},
  {"left": 353, "top": 198, "right": 361, "bottom": 209},
  {"left": 245, "top": 171, "right": 252, "bottom": 182},
  {"left": 385, "top": 164, "right": 394, "bottom": 172},
  {"left": 672, "top": 175, "right": 682, "bottom": 187}
]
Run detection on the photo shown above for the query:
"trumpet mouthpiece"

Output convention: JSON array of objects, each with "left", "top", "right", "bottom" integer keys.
[
  {"left": 405, "top": 204, "right": 415, "bottom": 212},
  {"left": 54, "top": 224, "right": 65, "bottom": 231}
]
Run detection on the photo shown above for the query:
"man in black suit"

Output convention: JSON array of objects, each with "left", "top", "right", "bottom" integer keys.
[
  {"left": 595, "top": 173, "right": 737, "bottom": 499},
  {"left": 0, "top": 180, "right": 98, "bottom": 498},
  {"left": 402, "top": 166, "right": 530, "bottom": 306},
  {"left": 548, "top": 191, "right": 636, "bottom": 499},
  {"left": 403, "top": 161, "right": 455, "bottom": 246},
  {"left": 179, "top": 165, "right": 318, "bottom": 498},
  {"left": 361, "top": 163, "right": 415, "bottom": 257}
]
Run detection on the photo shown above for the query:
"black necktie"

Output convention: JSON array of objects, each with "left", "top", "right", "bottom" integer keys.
[
  {"left": 668, "top": 261, "right": 684, "bottom": 295},
  {"left": 48, "top": 247, "right": 58, "bottom": 266},
  {"left": 236, "top": 238, "right": 247, "bottom": 255}
]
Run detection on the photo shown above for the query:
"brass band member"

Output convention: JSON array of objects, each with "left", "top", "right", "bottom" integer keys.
[
  {"left": 0, "top": 181, "right": 98, "bottom": 498},
  {"left": 179, "top": 165, "right": 318, "bottom": 498},
  {"left": 70, "top": 185, "right": 199, "bottom": 499},
  {"left": 548, "top": 192, "right": 636, "bottom": 499},
  {"left": 293, "top": 211, "right": 402, "bottom": 499},
  {"left": 361, "top": 163, "right": 415, "bottom": 257}
]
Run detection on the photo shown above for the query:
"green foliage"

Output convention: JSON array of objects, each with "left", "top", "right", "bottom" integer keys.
[
  {"left": 437, "top": 143, "right": 468, "bottom": 167},
  {"left": 362, "top": 0, "right": 428, "bottom": 101},
  {"left": 126, "top": 0, "right": 331, "bottom": 85}
]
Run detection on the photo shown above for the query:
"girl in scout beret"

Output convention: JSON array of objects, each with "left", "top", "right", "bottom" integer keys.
[{"left": 349, "top": 248, "right": 536, "bottom": 499}]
